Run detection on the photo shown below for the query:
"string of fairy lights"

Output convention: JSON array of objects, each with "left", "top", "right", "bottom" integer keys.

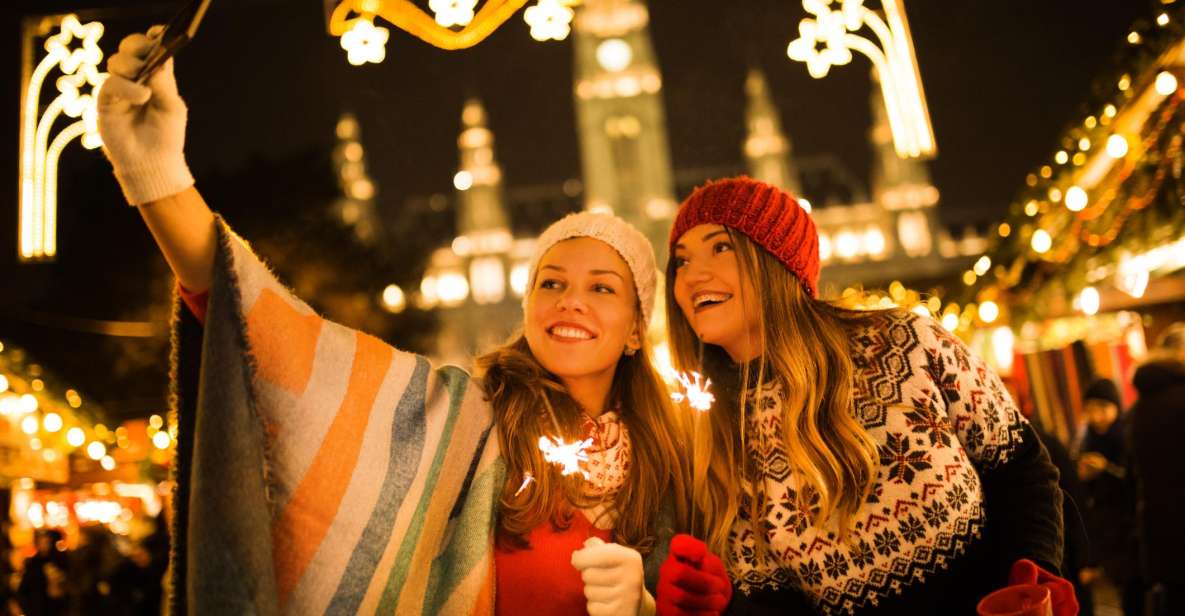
[
  {"left": 0, "top": 338, "right": 176, "bottom": 479},
  {"left": 952, "top": 0, "right": 1185, "bottom": 329},
  {"left": 834, "top": 1, "right": 1185, "bottom": 340}
]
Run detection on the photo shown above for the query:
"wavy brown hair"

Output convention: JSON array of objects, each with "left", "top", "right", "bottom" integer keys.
[
  {"left": 665, "top": 229, "right": 879, "bottom": 555},
  {"left": 476, "top": 332, "right": 690, "bottom": 553}
]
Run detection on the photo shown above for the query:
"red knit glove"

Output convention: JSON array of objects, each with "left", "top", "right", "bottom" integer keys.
[
  {"left": 656, "top": 534, "right": 732, "bottom": 616},
  {"left": 1007, "top": 559, "right": 1078, "bottom": 616}
]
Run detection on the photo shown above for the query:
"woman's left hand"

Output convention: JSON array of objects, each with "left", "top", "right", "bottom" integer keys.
[
  {"left": 572, "top": 537, "right": 655, "bottom": 616},
  {"left": 1008, "top": 559, "right": 1079, "bottom": 616}
]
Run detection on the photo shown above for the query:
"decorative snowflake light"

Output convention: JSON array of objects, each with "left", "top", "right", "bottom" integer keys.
[
  {"left": 430, "top": 0, "right": 478, "bottom": 28},
  {"left": 524, "top": 0, "right": 574, "bottom": 42},
  {"left": 340, "top": 16, "right": 390, "bottom": 66}
]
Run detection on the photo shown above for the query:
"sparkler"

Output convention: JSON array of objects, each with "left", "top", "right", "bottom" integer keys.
[
  {"left": 538, "top": 435, "right": 593, "bottom": 479},
  {"left": 669, "top": 370, "right": 716, "bottom": 537},
  {"left": 670, "top": 371, "right": 716, "bottom": 412},
  {"left": 514, "top": 471, "right": 535, "bottom": 497}
]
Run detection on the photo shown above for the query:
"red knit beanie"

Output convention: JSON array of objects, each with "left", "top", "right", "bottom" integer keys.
[{"left": 669, "top": 176, "right": 820, "bottom": 297}]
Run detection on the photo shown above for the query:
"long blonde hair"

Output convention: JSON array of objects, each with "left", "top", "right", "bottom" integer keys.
[
  {"left": 476, "top": 333, "right": 690, "bottom": 553},
  {"left": 665, "top": 230, "right": 879, "bottom": 555}
]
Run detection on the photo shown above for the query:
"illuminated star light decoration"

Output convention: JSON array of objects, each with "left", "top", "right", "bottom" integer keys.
[
  {"left": 340, "top": 16, "right": 391, "bottom": 66},
  {"left": 523, "top": 0, "right": 576, "bottom": 42},
  {"left": 670, "top": 371, "right": 716, "bottom": 412},
  {"left": 19, "top": 14, "right": 108, "bottom": 261},
  {"left": 430, "top": 0, "right": 479, "bottom": 28},
  {"left": 786, "top": 0, "right": 934, "bottom": 159},
  {"left": 538, "top": 435, "right": 593, "bottom": 479}
]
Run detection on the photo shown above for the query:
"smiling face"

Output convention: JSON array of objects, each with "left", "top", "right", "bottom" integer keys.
[
  {"left": 524, "top": 237, "right": 642, "bottom": 393},
  {"left": 671, "top": 224, "right": 764, "bottom": 362}
]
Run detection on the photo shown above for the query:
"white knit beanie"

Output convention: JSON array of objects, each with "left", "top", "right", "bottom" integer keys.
[{"left": 523, "top": 211, "right": 657, "bottom": 327}]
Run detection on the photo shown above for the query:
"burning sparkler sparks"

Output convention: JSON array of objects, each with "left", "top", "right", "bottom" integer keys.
[
  {"left": 670, "top": 371, "right": 716, "bottom": 412},
  {"left": 514, "top": 471, "right": 535, "bottom": 497},
  {"left": 538, "top": 435, "right": 593, "bottom": 479}
]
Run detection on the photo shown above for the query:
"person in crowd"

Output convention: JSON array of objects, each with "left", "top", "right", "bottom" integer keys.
[
  {"left": 17, "top": 529, "right": 68, "bottom": 616},
  {"left": 655, "top": 177, "right": 1072, "bottom": 615},
  {"left": 0, "top": 519, "right": 16, "bottom": 616},
  {"left": 1032, "top": 419, "right": 1092, "bottom": 616},
  {"left": 1128, "top": 323, "right": 1185, "bottom": 616},
  {"left": 97, "top": 28, "right": 689, "bottom": 615},
  {"left": 67, "top": 524, "right": 122, "bottom": 615},
  {"left": 1074, "top": 378, "right": 1142, "bottom": 616}
]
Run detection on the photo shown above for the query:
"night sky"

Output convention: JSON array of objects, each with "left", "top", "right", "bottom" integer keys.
[{"left": 0, "top": 0, "right": 1153, "bottom": 419}]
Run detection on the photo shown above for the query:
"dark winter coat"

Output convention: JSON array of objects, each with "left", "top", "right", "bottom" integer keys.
[{"left": 1129, "top": 359, "right": 1185, "bottom": 585}]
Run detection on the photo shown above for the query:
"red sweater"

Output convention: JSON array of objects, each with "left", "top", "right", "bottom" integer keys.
[{"left": 495, "top": 514, "right": 612, "bottom": 616}]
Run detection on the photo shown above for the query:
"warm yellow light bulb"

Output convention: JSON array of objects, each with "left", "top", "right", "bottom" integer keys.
[
  {"left": 979, "top": 301, "right": 1000, "bottom": 324},
  {"left": 1106, "top": 134, "right": 1129, "bottom": 158},
  {"left": 974, "top": 256, "right": 992, "bottom": 276},
  {"left": 43, "top": 412, "right": 62, "bottom": 433},
  {"left": 66, "top": 427, "right": 85, "bottom": 447},
  {"left": 1031, "top": 229, "right": 1052, "bottom": 254},
  {"left": 1078, "top": 287, "right": 1100, "bottom": 316},
  {"left": 1156, "top": 71, "right": 1178, "bottom": 96},
  {"left": 87, "top": 441, "right": 106, "bottom": 461},
  {"left": 1065, "top": 186, "right": 1088, "bottom": 212}
]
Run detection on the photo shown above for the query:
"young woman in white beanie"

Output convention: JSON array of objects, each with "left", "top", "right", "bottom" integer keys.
[{"left": 97, "top": 30, "right": 687, "bottom": 616}]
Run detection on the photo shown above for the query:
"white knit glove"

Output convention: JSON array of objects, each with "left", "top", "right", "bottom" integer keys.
[
  {"left": 97, "top": 27, "right": 194, "bottom": 206},
  {"left": 572, "top": 537, "right": 656, "bottom": 616}
]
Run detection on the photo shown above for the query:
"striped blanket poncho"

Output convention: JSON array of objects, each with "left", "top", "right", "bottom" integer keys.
[{"left": 168, "top": 219, "right": 670, "bottom": 615}]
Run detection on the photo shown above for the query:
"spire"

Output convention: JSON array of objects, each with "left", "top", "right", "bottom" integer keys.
[
  {"left": 455, "top": 98, "right": 510, "bottom": 245},
  {"left": 744, "top": 69, "right": 802, "bottom": 195},
  {"left": 571, "top": 0, "right": 676, "bottom": 251},
  {"left": 869, "top": 69, "right": 940, "bottom": 258}
]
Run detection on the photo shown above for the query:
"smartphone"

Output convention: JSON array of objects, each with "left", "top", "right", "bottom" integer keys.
[{"left": 133, "top": 0, "right": 213, "bottom": 84}]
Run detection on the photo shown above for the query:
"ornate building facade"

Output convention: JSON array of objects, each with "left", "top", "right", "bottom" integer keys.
[{"left": 393, "top": 2, "right": 984, "bottom": 363}]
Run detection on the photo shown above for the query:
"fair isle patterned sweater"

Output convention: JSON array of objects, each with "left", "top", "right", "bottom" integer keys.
[{"left": 725, "top": 312, "right": 1062, "bottom": 615}]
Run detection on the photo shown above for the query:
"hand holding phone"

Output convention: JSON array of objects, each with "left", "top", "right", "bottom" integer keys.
[{"left": 133, "top": 0, "right": 212, "bottom": 84}]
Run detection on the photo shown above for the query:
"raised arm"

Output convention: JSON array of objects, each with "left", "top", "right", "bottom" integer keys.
[{"left": 98, "top": 29, "right": 215, "bottom": 293}]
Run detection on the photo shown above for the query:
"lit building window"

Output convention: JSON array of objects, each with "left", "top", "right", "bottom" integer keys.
[
  {"left": 469, "top": 256, "right": 506, "bottom": 305},
  {"left": 596, "top": 38, "right": 633, "bottom": 72}
]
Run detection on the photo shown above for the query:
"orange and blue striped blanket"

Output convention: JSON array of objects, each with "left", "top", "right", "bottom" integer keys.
[{"left": 169, "top": 218, "right": 504, "bottom": 615}]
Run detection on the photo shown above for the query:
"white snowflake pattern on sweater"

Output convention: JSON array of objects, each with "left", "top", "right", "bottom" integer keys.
[{"left": 727, "top": 312, "right": 1026, "bottom": 614}]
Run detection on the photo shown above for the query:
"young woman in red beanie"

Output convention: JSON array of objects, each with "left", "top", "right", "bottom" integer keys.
[
  {"left": 654, "top": 177, "right": 1076, "bottom": 615},
  {"left": 96, "top": 29, "right": 689, "bottom": 616}
]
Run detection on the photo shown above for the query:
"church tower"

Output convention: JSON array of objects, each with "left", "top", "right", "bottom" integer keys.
[
  {"left": 571, "top": 0, "right": 676, "bottom": 252},
  {"left": 744, "top": 69, "right": 802, "bottom": 196},
  {"left": 869, "top": 71, "right": 940, "bottom": 258},
  {"left": 426, "top": 98, "right": 521, "bottom": 366}
]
